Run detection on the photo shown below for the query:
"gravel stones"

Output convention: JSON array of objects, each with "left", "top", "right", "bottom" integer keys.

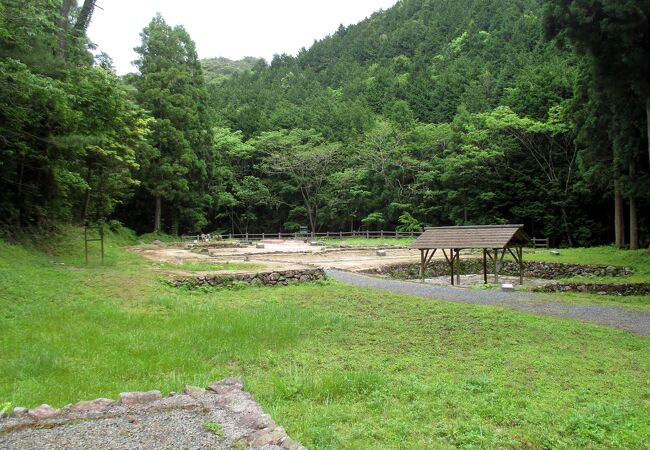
[
  {"left": 1, "top": 379, "right": 305, "bottom": 449},
  {"left": 119, "top": 390, "right": 162, "bottom": 406}
]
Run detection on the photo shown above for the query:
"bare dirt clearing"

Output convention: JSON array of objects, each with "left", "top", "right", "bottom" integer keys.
[{"left": 132, "top": 240, "right": 426, "bottom": 276}]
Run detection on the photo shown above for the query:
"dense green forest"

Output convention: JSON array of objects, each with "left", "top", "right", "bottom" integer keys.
[{"left": 1, "top": 0, "right": 648, "bottom": 247}]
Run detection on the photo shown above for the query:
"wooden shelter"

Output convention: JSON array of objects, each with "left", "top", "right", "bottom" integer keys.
[{"left": 411, "top": 225, "right": 531, "bottom": 285}]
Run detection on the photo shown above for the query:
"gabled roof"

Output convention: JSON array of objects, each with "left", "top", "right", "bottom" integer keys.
[{"left": 411, "top": 225, "right": 531, "bottom": 249}]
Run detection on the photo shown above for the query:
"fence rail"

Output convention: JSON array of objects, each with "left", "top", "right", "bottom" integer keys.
[
  {"left": 532, "top": 238, "right": 549, "bottom": 248},
  {"left": 179, "top": 230, "right": 420, "bottom": 242}
]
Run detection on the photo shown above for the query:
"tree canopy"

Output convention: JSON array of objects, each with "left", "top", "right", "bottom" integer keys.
[{"left": 0, "top": 0, "right": 647, "bottom": 247}]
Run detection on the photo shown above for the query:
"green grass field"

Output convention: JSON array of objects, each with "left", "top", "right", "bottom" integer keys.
[{"left": 1, "top": 229, "right": 649, "bottom": 448}]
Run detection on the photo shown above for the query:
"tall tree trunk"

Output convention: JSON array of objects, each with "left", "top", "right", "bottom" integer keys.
[
  {"left": 74, "top": 0, "right": 96, "bottom": 33},
  {"left": 629, "top": 162, "right": 639, "bottom": 250},
  {"left": 154, "top": 194, "right": 161, "bottom": 233},
  {"left": 57, "top": 0, "right": 74, "bottom": 56},
  {"left": 646, "top": 96, "right": 650, "bottom": 166},
  {"left": 614, "top": 171, "right": 625, "bottom": 249},
  {"left": 560, "top": 207, "right": 574, "bottom": 247},
  {"left": 82, "top": 189, "right": 91, "bottom": 223}
]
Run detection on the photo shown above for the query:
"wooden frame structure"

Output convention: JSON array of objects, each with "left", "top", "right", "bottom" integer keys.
[
  {"left": 84, "top": 222, "right": 105, "bottom": 265},
  {"left": 411, "top": 225, "right": 531, "bottom": 285}
]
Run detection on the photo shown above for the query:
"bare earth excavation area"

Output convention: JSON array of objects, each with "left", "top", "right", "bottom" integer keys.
[{"left": 135, "top": 239, "right": 425, "bottom": 274}]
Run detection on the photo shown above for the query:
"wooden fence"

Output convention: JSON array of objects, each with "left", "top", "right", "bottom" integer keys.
[{"left": 179, "top": 230, "right": 420, "bottom": 242}]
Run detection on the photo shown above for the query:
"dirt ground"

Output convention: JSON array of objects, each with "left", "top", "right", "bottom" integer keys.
[
  {"left": 132, "top": 239, "right": 425, "bottom": 274},
  {"left": 132, "top": 241, "right": 555, "bottom": 288},
  {"left": 414, "top": 274, "right": 554, "bottom": 288}
]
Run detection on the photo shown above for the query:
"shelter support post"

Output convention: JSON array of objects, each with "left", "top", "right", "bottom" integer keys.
[
  {"left": 420, "top": 249, "right": 425, "bottom": 282},
  {"left": 519, "top": 246, "right": 523, "bottom": 285},
  {"left": 482, "top": 248, "right": 487, "bottom": 284},
  {"left": 442, "top": 249, "right": 454, "bottom": 286},
  {"left": 420, "top": 248, "right": 437, "bottom": 283},
  {"left": 493, "top": 248, "right": 499, "bottom": 283},
  {"left": 507, "top": 246, "right": 524, "bottom": 285},
  {"left": 455, "top": 249, "right": 460, "bottom": 285}
]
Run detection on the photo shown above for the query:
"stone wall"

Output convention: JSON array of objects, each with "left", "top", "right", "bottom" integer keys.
[
  {"left": 364, "top": 260, "right": 633, "bottom": 280},
  {"left": 172, "top": 268, "right": 326, "bottom": 288},
  {"left": 534, "top": 283, "right": 650, "bottom": 296},
  {"left": 1, "top": 378, "right": 304, "bottom": 449}
]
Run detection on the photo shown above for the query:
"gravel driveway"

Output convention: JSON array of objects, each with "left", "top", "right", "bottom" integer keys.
[{"left": 327, "top": 270, "right": 650, "bottom": 337}]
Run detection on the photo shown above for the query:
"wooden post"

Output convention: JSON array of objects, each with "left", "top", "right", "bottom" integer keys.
[
  {"left": 420, "top": 249, "right": 425, "bottom": 282},
  {"left": 450, "top": 249, "right": 454, "bottom": 285},
  {"left": 517, "top": 247, "right": 524, "bottom": 286},
  {"left": 339, "top": 231, "right": 342, "bottom": 238},
  {"left": 482, "top": 248, "right": 487, "bottom": 284},
  {"left": 493, "top": 248, "right": 499, "bottom": 283},
  {"left": 366, "top": 230, "right": 369, "bottom": 238},
  {"left": 455, "top": 249, "right": 460, "bottom": 285},
  {"left": 99, "top": 223, "right": 104, "bottom": 265},
  {"left": 84, "top": 225, "right": 88, "bottom": 265}
]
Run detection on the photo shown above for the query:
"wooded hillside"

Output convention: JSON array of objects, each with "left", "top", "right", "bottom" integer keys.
[{"left": 1, "top": 0, "right": 648, "bottom": 247}]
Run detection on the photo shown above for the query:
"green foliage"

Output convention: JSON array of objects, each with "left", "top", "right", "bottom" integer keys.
[
  {"left": 202, "top": 421, "right": 225, "bottom": 437},
  {"left": 131, "top": 14, "right": 213, "bottom": 233},
  {"left": 396, "top": 212, "right": 422, "bottom": 232},
  {"left": 361, "top": 212, "right": 385, "bottom": 229},
  {"left": 201, "top": 56, "right": 261, "bottom": 85},
  {"left": 1, "top": 0, "right": 647, "bottom": 247},
  {"left": 0, "top": 1, "right": 153, "bottom": 231}
]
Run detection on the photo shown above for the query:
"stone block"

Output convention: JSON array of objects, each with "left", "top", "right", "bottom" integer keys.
[
  {"left": 71, "top": 398, "right": 115, "bottom": 412},
  {"left": 182, "top": 385, "right": 206, "bottom": 399},
  {"left": 376, "top": 249, "right": 386, "bottom": 256},
  {"left": 28, "top": 404, "right": 59, "bottom": 420},
  {"left": 119, "top": 390, "right": 162, "bottom": 406},
  {"left": 12, "top": 407, "right": 28, "bottom": 418},
  {"left": 208, "top": 378, "right": 244, "bottom": 394},
  {"left": 501, "top": 283, "right": 515, "bottom": 292},
  {"left": 550, "top": 250, "right": 560, "bottom": 256}
]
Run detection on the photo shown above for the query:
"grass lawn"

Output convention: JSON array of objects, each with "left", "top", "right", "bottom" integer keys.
[
  {"left": 1, "top": 230, "right": 649, "bottom": 448},
  {"left": 525, "top": 246, "right": 650, "bottom": 282},
  {"left": 521, "top": 246, "right": 650, "bottom": 310}
]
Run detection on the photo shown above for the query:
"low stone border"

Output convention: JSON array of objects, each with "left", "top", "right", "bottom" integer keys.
[
  {"left": 364, "top": 260, "right": 633, "bottom": 279},
  {"left": 534, "top": 282, "right": 650, "bottom": 296},
  {"left": 1, "top": 378, "right": 304, "bottom": 449},
  {"left": 172, "top": 268, "right": 326, "bottom": 287}
]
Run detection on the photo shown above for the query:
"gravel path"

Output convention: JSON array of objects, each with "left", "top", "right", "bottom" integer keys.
[{"left": 327, "top": 270, "right": 650, "bottom": 337}]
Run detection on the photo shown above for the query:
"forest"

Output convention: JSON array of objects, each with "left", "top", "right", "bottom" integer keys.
[{"left": 1, "top": 0, "right": 648, "bottom": 248}]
